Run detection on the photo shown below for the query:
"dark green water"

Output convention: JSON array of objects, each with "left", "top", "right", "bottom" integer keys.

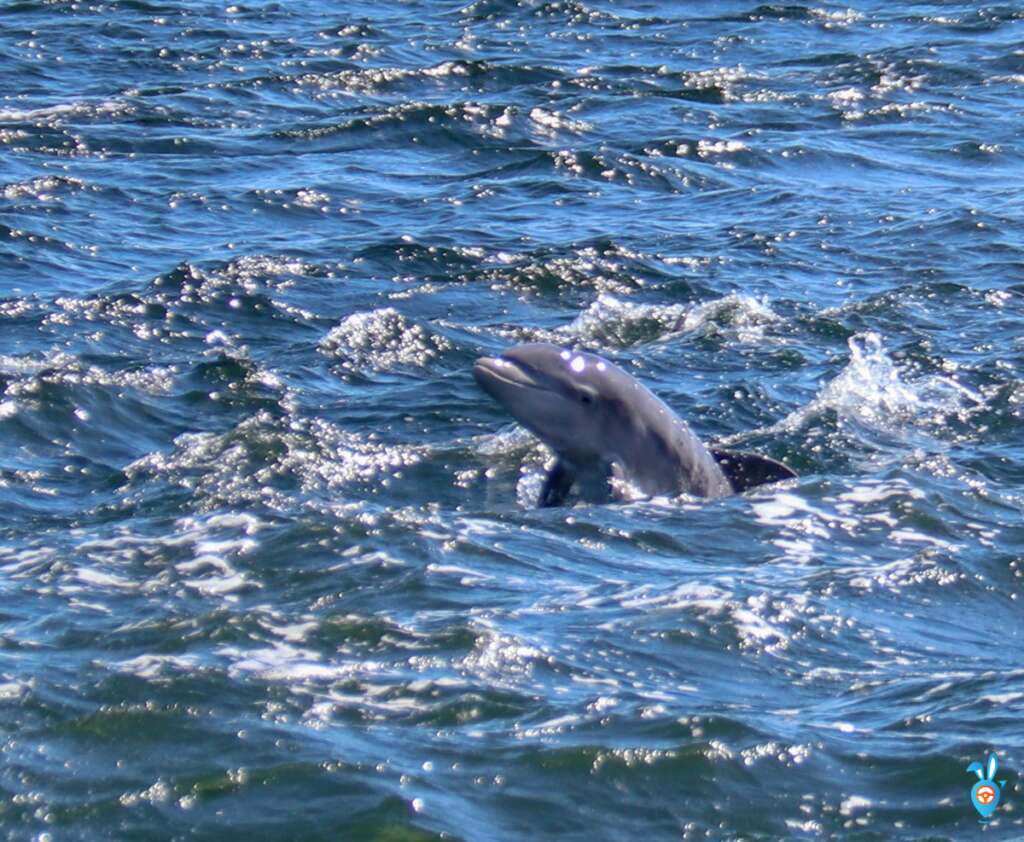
[{"left": 2, "top": 1, "right": 1024, "bottom": 839}]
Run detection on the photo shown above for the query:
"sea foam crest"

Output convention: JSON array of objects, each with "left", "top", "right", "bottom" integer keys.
[
  {"left": 675, "top": 293, "right": 780, "bottom": 341},
  {"left": 561, "top": 292, "right": 779, "bottom": 347},
  {"left": 562, "top": 293, "right": 686, "bottom": 346},
  {"left": 774, "top": 332, "right": 980, "bottom": 436},
  {"left": 319, "top": 308, "right": 452, "bottom": 372}
]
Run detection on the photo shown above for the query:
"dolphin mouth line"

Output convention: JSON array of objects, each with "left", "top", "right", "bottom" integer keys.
[{"left": 473, "top": 356, "right": 548, "bottom": 391}]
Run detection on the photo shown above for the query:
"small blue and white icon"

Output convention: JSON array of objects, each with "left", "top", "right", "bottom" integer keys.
[{"left": 966, "top": 752, "right": 1006, "bottom": 822}]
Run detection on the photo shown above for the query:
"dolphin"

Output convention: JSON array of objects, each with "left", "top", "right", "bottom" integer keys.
[{"left": 473, "top": 342, "right": 796, "bottom": 507}]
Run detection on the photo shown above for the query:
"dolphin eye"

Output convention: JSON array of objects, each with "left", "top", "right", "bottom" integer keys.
[{"left": 579, "top": 391, "right": 593, "bottom": 405}]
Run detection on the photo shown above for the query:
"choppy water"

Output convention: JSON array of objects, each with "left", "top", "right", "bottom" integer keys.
[{"left": 2, "top": 1, "right": 1024, "bottom": 839}]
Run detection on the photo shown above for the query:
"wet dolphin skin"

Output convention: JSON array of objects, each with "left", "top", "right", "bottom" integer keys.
[{"left": 474, "top": 343, "right": 738, "bottom": 506}]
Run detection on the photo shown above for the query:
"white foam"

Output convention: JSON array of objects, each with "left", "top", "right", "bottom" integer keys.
[
  {"left": 319, "top": 308, "right": 451, "bottom": 371},
  {"left": 114, "top": 654, "right": 201, "bottom": 678},
  {"left": 763, "top": 332, "right": 980, "bottom": 440},
  {"left": 980, "top": 692, "right": 1024, "bottom": 704},
  {"left": 840, "top": 795, "right": 872, "bottom": 815},
  {"left": 837, "top": 480, "right": 924, "bottom": 504},
  {"left": 528, "top": 107, "right": 591, "bottom": 135},
  {"left": 0, "top": 680, "right": 28, "bottom": 700},
  {"left": 889, "top": 529, "right": 959, "bottom": 551},
  {"left": 677, "top": 293, "right": 779, "bottom": 342},
  {"left": 75, "top": 567, "right": 134, "bottom": 589},
  {"left": 561, "top": 293, "right": 685, "bottom": 344}
]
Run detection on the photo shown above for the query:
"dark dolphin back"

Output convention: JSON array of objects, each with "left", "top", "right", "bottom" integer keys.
[{"left": 710, "top": 449, "right": 798, "bottom": 492}]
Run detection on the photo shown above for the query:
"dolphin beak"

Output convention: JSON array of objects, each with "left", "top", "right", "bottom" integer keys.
[{"left": 473, "top": 356, "right": 540, "bottom": 392}]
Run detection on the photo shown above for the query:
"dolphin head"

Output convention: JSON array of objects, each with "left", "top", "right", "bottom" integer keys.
[
  {"left": 473, "top": 342, "right": 642, "bottom": 465},
  {"left": 474, "top": 343, "right": 789, "bottom": 503}
]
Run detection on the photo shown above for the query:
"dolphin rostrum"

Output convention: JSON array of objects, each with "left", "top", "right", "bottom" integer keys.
[{"left": 473, "top": 342, "right": 796, "bottom": 507}]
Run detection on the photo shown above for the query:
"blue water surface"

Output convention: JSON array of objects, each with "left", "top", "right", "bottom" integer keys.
[{"left": 2, "top": 1, "right": 1024, "bottom": 839}]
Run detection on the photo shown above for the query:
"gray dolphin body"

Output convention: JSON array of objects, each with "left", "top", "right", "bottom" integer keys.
[{"left": 473, "top": 342, "right": 795, "bottom": 507}]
